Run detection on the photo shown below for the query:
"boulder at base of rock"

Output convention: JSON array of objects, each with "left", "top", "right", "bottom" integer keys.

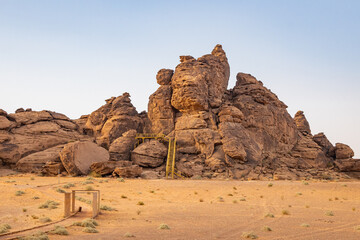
[
  {"left": 334, "top": 158, "right": 360, "bottom": 172},
  {"left": 131, "top": 140, "right": 167, "bottom": 167},
  {"left": 60, "top": 141, "right": 109, "bottom": 176},
  {"left": 109, "top": 130, "right": 137, "bottom": 161},
  {"left": 140, "top": 170, "right": 160, "bottom": 179},
  {"left": 333, "top": 143, "right": 354, "bottom": 159},
  {"left": 90, "top": 161, "right": 132, "bottom": 176},
  {"left": 41, "top": 162, "right": 66, "bottom": 176},
  {"left": 112, "top": 165, "right": 142, "bottom": 178}
]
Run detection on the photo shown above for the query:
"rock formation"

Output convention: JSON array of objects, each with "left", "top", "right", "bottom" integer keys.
[{"left": 0, "top": 44, "right": 358, "bottom": 179}]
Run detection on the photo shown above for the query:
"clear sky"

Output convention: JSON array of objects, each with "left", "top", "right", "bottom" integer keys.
[{"left": 0, "top": 0, "right": 359, "bottom": 157}]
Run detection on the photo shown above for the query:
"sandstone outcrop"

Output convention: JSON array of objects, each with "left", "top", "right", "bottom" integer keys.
[
  {"left": 84, "top": 93, "right": 143, "bottom": 148},
  {"left": 109, "top": 130, "right": 137, "bottom": 161},
  {"left": 60, "top": 141, "right": 109, "bottom": 176},
  {"left": 112, "top": 165, "right": 142, "bottom": 178},
  {"left": 0, "top": 110, "right": 87, "bottom": 169},
  {"left": 90, "top": 160, "right": 132, "bottom": 176}
]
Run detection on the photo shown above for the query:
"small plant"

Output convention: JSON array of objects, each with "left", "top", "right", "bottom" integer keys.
[
  {"left": 265, "top": 213, "right": 275, "bottom": 218},
  {"left": 329, "top": 198, "right": 333, "bottom": 201},
  {"left": 117, "top": 178, "right": 125, "bottom": 182},
  {"left": 354, "top": 225, "right": 360, "bottom": 231},
  {"left": 63, "top": 183, "right": 75, "bottom": 189},
  {"left": 0, "top": 224, "right": 11, "bottom": 234},
  {"left": 334, "top": 197, "right": 339, "bottom": 200},
  {"left": 124, "top": 232, "right": 135, "bottom": 237},
  {"left": 33, "top": 196, "right": 40, "bottom": 200},
  {"left": 150, "top": 190, "right": 155, "bottom": 193},
  {"left": 23, "top": 208, "right": 27, "bottom": 212},
  {"left": 199, "top": 199, "right": 204, "bottom": 202},
  {"left": 305, "top": 205, "right": 310, "bottom": 208},
  {"left": 30, "top": 177, "right": 35, "bottom": 180},
  {"left": 239, "top": 198, "right": 246, "bottom": 201},
  {"left": 263, "top": 226, "right": 272, "bottom": 231},
  {"left": 137, "top": 201, "right": 145, "bottom": 206},
  {"left": 81, "top": 218, "right": 98, "bottom": 228},
  {"left": 39, "top": 200, "right": 59, "bottom": 209},
  {"left": 49, "top": 225, "right": 68, "bottom": 235},
  {"left": 242, "top": 231, "right": 258, "bottom": 239},
  {"left": 158, "top": 223, "right": 170, "bottom": 230},
  {"left": 268, "top": 183, "right": 273, "bottom": 187},
  {"left": 100, "top": 205, "right": 115, "bottom": 211},
  {"left": 83, "top": 227, "right": 98, "bottom": 233},
  {"left": 19, "top": 231, "right": 49, "bottom": 240},
  {"left": 85, "top": 186, "right": 94, "bottom": 191},
  {"left": 233, "top": 200, "right": 238, "bottom": 204},
  {"left": 281, "top": 210, "right": 290, "bottom": 215},
  {"left": 39, "top": 217, "right": 52, "bottom": 223},
  {"left": 302, "top": 181, "right": 309, "bottom": 185},
  {"left": 233, "top": 186, "right": 237, "bottom": 190},
  {"left": 352, "top": 207, "right": 356, "bottom": 211},
  {"left": 72, "top": 222, "right": 82, "bottom": 226},
  {"left": 259, "top": 195, "right": 264, "bottom": 198},
  {"left": 325, "top": 211, "right": 334, "bottom": 216},
  {"left": 15, "top": 190, "right": 25, "bottom": 196},
  {"left": 82, "top": 180, "right": 94, "bottom": 185},
  {"left": 31, "top": 215, "right": 39, "bottom": 219},
  {"left": 228, "top": 193, "right": 233, "bottom": 196},
  {"left": 217, "top": 197, "right": 224, "bottom": 202},
  {"left": 86, "top": 177, "right": 95, "bottom": 180},
  {"left": 136, "top": 210, "right": 141, "bottom": 215},
  {"left": 342, "top": 184, "right": 348, "bottom": 187},
  {"left": 296, "top": 192, "right": 302, "bottom": 196},
  {"left": 194, "top": 191, "right": 198, "bottom": 195},
  {"left": 56, "top": 188, "right": 65, "bottom": 193},
  {"left": 121, "top": 195, "right": 127, "bottom": 199},
  {"left": 301, "top": 223, "right": 310, "bottom": 227}
]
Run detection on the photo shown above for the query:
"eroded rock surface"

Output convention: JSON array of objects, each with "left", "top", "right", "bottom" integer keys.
[{"left": 131, "top": 140, "right": 167, "bottom": 168}]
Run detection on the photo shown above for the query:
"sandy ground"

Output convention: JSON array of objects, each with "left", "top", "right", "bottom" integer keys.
[{"left": 0, "top": 172, "right": 360, "bottom": 240}]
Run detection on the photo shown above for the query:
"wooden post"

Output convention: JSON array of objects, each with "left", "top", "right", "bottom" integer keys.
[
  {"left": 64, "top": 192, "right": 71, "bottom": 217},
  {"left": 71, "top": 190, "right": 75, "bottom": 213},
  {"left": 92, "top": 192, "right": 98, "bottom": 218}
]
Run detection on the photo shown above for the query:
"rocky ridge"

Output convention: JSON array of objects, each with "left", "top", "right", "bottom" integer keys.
[{"left": 0, "top": 45, "right": 358, "bottom": 179}]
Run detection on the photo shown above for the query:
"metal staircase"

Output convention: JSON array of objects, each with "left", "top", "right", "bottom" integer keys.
[{"left": 135, "top": 133, "right": 182, "bottom": 179}]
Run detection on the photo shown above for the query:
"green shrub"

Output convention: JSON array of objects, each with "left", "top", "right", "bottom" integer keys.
[
  {"left": 282, "top": 210, "right": 290, "bottom": 215},
  {"left": 39, "top": 217, "right": 52, "bottom": 223},
  {"left": 117, "top": 178, "right": 125, "bottom": 182},
  {"left": 325, "top": 211, "right": 334, "bottom": 216},
  {"left": 268, "top": 183, "right": 273, "bottom": 187}
]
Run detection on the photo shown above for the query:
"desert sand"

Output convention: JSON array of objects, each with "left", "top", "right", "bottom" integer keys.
[{"left": 0, "top": 172, "right": 360, "bottom": 240}]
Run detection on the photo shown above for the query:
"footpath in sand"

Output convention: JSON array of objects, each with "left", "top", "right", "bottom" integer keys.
[{"left": 0, "top": 174, "right": 360, "bottom": 240}]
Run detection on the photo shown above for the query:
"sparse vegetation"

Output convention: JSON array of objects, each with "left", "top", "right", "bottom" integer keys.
[
  {"left": 81, "top": 218, "right": 98, "bottom": 228},
  {"left": 217, "top": 197, "right": 224, "bottom": 202},
  {"left": 56, "top": 188, "right": 65, "bottom": 193},
  {"left": 233, "top": 200, "right": 238, "bottom": 204},
  {"left": 263, "top": 226, "right": 272, "bottom": 231},
  {"left": 158, "top": 223, "right": 170, "bottom": 230},
  {"left": 136, "top": 210, "right": 141, "bottom": 215},
  {"left": 30, "top": 177, "right": 35, "bottom": 180},
  {"left": 19, "top": 231, "right": 49, "bottom": 240},
  {"left": 0, "top": 224, "right": 11, "bottom": 234},
  {"left": 31, "top": 215, "right": 39, "bottom": 219},
  {"left": 325, "top": 211, "right": 334, "bottom": 216},
  {"left": 302, "top": 181, "right": 309, "bottom": 185},
  {"left": 352, "top": 207, "right": 356, "bottom": 211},
  {"left": 39, "top": 217, "right": 52, "bottom": 223},
  {"left": 121, "top": 195, "right": 127, "bottom": 199},
  {"left": 281, "top": 210, "right": 290, "bottom": 215},
  {"left": 239, "top": 198, "right": 246, "bottom": 201},
  {"left": 49, "top": 225, "right": 68, "bottom": 235},
  {"left": 354, "top": 225, "right": 360, "bottom": 231},
  {"left": 63, "top": 183, "right": 75, "bottom": 189},
  {"left": 268, "top": 183, "right": 273, "bottom": 187},
  {"left": 301, "top": 223, "right": 310, "bottom": 227},
  {"left": 23, "top": 208, "right": 27, "bottom": 212},
  {"left": 83, "top": 227, "right": 98, "bottom": 233},
  {"left": 33, "top": 196, "right": 40, "bottom": 200},
  {"left": 124, "top": 232, "right": 135, "bottom": 237},
  {"left": 228, "top": 193, "right": 233, "bottom": 196},
  {"left": 265, "top": 213, "right": 275, "bottom": 218},
  {"left": 242, "top": 231, "right": 258, "bottom": 239},
  {"left": 137, "top": 201, "right": 145, "bottom": 206},
  {"left": 100, "top": 205, "right": 116, "bottom": 211},
  {"left": 82, "top": 180, "right": 94, "bottom": 185},
  {"left": 85, "top": 186, "right": 94, "bottom": 191},
  {"left": 39, "top": 200, "right": 60, "bottom": 209},
  {"left": 117, "top": 178, "right": 125, "bottom": 182},
  {"left": 199, "top": 198, "right": 204, "bottom": 202},
  {"left": 15, "top": 190, "right": 25, "bottom": 196}
]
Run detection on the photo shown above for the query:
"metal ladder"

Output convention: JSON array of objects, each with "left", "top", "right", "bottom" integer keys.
[{"left": 165, "top": 137, "right": 176, "bottom": 179}]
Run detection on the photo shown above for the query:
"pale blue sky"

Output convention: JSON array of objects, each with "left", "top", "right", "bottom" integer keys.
[{"left": 0, "top": 0, "right": 359, "bottom": 157}]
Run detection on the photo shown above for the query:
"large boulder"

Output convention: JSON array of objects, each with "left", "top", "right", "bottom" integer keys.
[
  {"left": 60, "top": 141, "right": 109, "bottom": 176},
  {"left": 156, "top": 69, "right": 173, "bottom": 85},
  {"left": 332, "top": 143, "right": 354, "bottom": 159},
  {"left": 90, "top": 160, "right": 133, "bottom": 176},
  {"left": 109, "top": 130, "right": 137, "bottom": 161},
  {"left": 112, "top": 165, "right": 142, "bottom": 178},
  {"left": 313, "top": 132, "right": 333, "bottom": 155},
  {"left": 131, "top": 140, "right": 167, "bottom": 167},
  {"left": 334, "top": 158, "right": 360, "bottom": 172}
]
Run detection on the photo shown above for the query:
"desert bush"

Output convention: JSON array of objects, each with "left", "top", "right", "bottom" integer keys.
[
  {"left": 242, "top": 232, "right": 258, "bottom": 239},
  {"left": 15, "top": 190, "right": 25, "bottom": 196},
  {"left": 124, "top": 232, "right": 135, "bottom": 237},
  {"left": 281, "top": 210, "right": 290, "bottom": 215},
  {"left": 30, "top": 177, "right": 35, "bottom": 180},
  {"left": 354, "top": 225, "right": 360, "bottom": 231},
  {"left": 31, "top": 215, "right": 39, "bottom": 219},
  {"left": 83, "top": 227, "right": 98, "bottom": 233},
  {"left": 121, "top": 195, "right": 127, "bottom": 198},
  {"left": 217, "top": 197, "right": 224, "bottom": 202},
  {"left": 50, "top": 225, "right": 68, "bottom": 235},
  {"left": 100, "top": 205, "right": 115, "bottom": 211},
  {"left": 39, "top": 200, "right": 59, "bottom": 209},
  {"left": 56, "top": 188, "right": 65, "bottom": 193},
  {"left": 19, "top": 231, "right": 49, "bottom": 240},
  {"left": 264, "top": 213, "right": 275, "bottom": 218},
  {"left": 33, "top": 196, "right": 40, "bottom": 200},
  {"left": 158, "top": 223, "right": 170, "bottom": 230},
  {"left": 81, "top": 218, "right": 98, "bottom": 228},
  {"left": 239, "top": 198, "right": 246, "bottom": 201},
  {"left": 233, "top": 200, "right": 238, "bottom": 204},
  {"left": 72, "top": 222, "right": 82, "bottom": 226},
  {"left": 0, "top": 224, "right": 11, "bottom": 234},
  {"left": 23, "top": 208, "right": 27, "bottom": 212},
  {"left": 325, "top": 211, "right": 334, "bottom": 216},
  {"left": 263, "top": 226, "right": 272, "bottom": 231},
  {"left": 63, "top": 183, "right": 75, "bottom": 189},
  {"left": 85, "top": 186, "right": 94, "bottom": 191},
  {"left": 268, "top": 183, "right": 273, "bottom": 187},
  {"left": 199, "top": 199, "right": 204, "bottom": 202},
  {"left": 117, "top": 178, "right": 125, "bottom": 182},
  {"left": 137, "top": 201, "right": 145, "bottom": 206},
  {"left": 39, "top": 217, "right": 52, "bottom": 223},
  {"left": 302, "top": 181, "right": 309, "bottom": 185},
  {"left": 301, "top": 223, "right": 310, "bottom": 227},
  {"left": 82, "top": 180, "right": 94, "bottom": 185}
]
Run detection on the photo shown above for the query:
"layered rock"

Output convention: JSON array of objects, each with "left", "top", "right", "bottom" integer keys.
[
  {"left": 131, "top": 140, "right": 167, "bottom": 168},
  {"left": 109, "top": 130, "right": 137, "bottom": 161},
  {"left": 0, "top": 110, "right": 87, "bottom": 169},
  {"left": 60, "top": 141, "right": 109, "bottom": 176},
  {"left": 84, "top": 93, "right": 143, "bottom": 148}
]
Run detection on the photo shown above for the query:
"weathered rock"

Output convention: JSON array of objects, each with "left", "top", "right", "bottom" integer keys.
[
  {"left": 131, "top": 140, "right": 167, "bottom": 167},
  {"left": 334, "top": 158, "right": 360, "bottom": 172},
  {"left": 112, "top": 165, "right": 142, "bottom": 178},
  {"left": 15, "top": 108, "right": 25, "bottom": 113},
  {"left": 9, "top": 111, "right": 53, "bottom": 125},
  {"left": 74, "top": 115, "right": 89, "bottom": 134},
  {"left": 109, "top": 129, "right": 137, "bottom": 161},
  {"left": 171, "top": 44, "right": 230, "bottom": 113},
  {"left": 156, "top": 69, "right": 173, "bottom": 85},
  {"left": 90, "top": 160, "right": 132, "bottom": 176},
  {"left": 0, "top": 116, "right": 15, "bottom": 129},
  {"left": 15, "top": 145, "right": 64, "bottom": 172},
  {"left": 294, "top": 111, "right": 311, "bottom": 135},
  {"left": 140, "top": 170, "right": 159, "bottom": 179},
  {"left": 333, "top": 143, "right": 354, "bottom": 159},
  {"left": 84, "top": 93, "right": 143, "bottom": 148},
  {"left": 60, "top": 141, "right": 109, "bottom": 176},
  {"left": 148, "top": 85, "right": 175, "bottom": 134},
  {"left": 41, "top": 162, "right": 65, "bottom": 176},
  {"left": 313, "top": 132, "right": 333, "bottom": 155},
  {"left": 0, "top": 109, "right": 7, "bottom": 116}
]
